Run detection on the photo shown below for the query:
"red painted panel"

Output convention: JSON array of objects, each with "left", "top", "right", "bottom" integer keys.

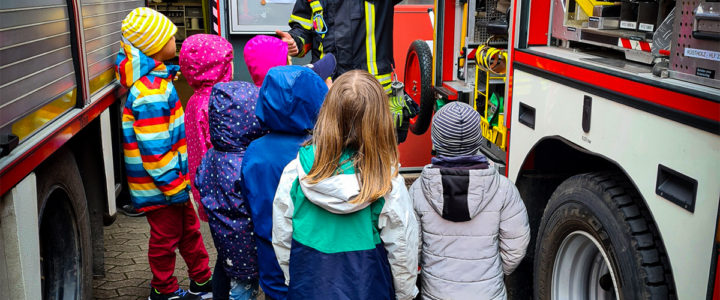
[
  {"left": 393, "top": 5, "right": 434, "bottom": 81},
  {"left": 528, "top": 0, "right": 551, "bottom": 45},
  {"left": 394, "top": 5, "right": 434, "bottom": 168},
  {"left": 506, "top": 0, "right": 521, "bottom": 175},
  {"left": 514, "top": 51, "right": 720, "bottom": 122},
  {"left": 0, "top": 91, "right": 120, "bottom": 196},
  {"left": 442, "top": 0, "right": 455, "bottom": 82}
]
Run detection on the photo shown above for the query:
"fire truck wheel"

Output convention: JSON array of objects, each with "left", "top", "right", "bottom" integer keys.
[
  {"left": 404, "top": 40, "right": 434, "bottom": 135},
  {"left": 36, "top": 149, "right": 92, "bottom": 300},
  {"left": 534, "top": 172, "right": 672, "bottom": 300}
]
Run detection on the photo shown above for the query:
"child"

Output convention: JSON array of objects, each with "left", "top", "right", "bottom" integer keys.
[
  {"left": 240, "top": 65, "right": 329, "bottom": 300},
  {"left": 179, "top": 34, "right": 234, "bottom": 299},
  {"left": 243, "top": 35, "right": 289, "bottom": 87},
  {"left": 409, "top": 101, "right": 530, "bottom": 300},
  {"left": 179, "top": 34, "right": 234, "bottom": 223},
  {"left": 195, "top": 82, "right": 268, "bottom": 300},
  {"left": 116, "top": 7, "right": 212, "bottom": 300},
  {"left": 271, "top": 70, "right": 419, "bottom": 300}
]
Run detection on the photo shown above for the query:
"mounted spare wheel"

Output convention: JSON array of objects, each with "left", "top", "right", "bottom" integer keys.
[
  {"left": 36, "top": 149, "right": 92, "bottom": 300},
  {"left": 534, "top": 172, "right": 674, "bottom": 300},
  {"left": 404, "top": 40, "right": 434, "bottom": 135}
]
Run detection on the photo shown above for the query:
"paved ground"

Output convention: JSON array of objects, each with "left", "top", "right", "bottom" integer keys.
[
  {"left": 92, "top": 213, "right": 221, "bottom": 300},
  {"left": 94, "top": 175, "right": 421, "bottom": 299}
]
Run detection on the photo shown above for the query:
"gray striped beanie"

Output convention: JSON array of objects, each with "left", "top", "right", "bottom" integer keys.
[{"left": 431, "top": 101, "right": 483, "bottom": 157}]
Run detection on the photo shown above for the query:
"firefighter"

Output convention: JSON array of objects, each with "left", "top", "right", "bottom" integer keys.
[
  {"left": 276, "top": 0, "right": 402, "bottom": 93},
  {"left": 276, "top": 0, "right": 415, "bottom": 142}
]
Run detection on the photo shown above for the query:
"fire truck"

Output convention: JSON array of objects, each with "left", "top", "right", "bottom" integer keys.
[
  {"left": 0, "top": 0, "right": 144, "bottom": 299},
  {"left": 403, "top": 0, "right": 720, "bottom": 299}
]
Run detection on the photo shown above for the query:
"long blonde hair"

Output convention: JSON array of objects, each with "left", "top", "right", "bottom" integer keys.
[{"left": 305, "top": 70, "right": 399, "bottom": 204}]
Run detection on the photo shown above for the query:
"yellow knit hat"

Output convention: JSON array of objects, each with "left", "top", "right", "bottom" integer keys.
[{"left": 121, "top": 7, "right": 178, "bottom": 56}]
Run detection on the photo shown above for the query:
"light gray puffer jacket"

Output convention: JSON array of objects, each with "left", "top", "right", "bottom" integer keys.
[{"left": 409, "top": 155, "right": 530, "bottom": 300}]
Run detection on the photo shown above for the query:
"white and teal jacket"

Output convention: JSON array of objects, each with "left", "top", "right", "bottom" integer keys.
[{"left": 272, "top": 145, "right": 419, "bottom": 300}]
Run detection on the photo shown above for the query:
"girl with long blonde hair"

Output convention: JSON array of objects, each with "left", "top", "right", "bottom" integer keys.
[{"left": 271, "top": 70, "right": 419, "bottom": 300}]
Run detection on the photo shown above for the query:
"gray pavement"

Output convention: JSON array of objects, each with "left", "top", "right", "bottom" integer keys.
[
  {"left": 94, "top": 175, "right": 421, "bottom": 299},
  {"left": 92, "top": 213, "right": 220, "bottom": 300}
]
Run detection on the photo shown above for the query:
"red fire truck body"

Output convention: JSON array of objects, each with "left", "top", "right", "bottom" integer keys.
[{"left": 403, "top": 0, "right": 720, "bottom": 298}]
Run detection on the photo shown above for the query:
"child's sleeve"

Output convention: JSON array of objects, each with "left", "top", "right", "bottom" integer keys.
[
  {"left": 288, "top": 0, "right": 313, "bottom": 57},
  {"left": 498, "top": 182, "right": 531, "bottom": 275},
  {"left": 199, "top": 106, "right": 212, "bottom": 151},
  {"left": 378, "top": 176, "right": 420, "bottom": 300},
  {"left": 132, "top": 91, "right": 188, "bottom": 197},
  {"left": 408, "top": 180, "right": 424, "bottom": 259},
  {"left": 272, "top": 159, "right": 299, "bottom": 285}
]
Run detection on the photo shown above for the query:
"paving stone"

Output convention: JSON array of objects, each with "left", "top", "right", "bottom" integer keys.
[
  {"left": 96, "top": 278, "right": 146, "bottom": 290},
  {"left": 112, "top": 232, "right": 146, "bottom": 240},
  {"left": 107, "top": 263, "right": 150, "bottom": 274},
  {"left": 104, "top": 256, "right": 137, "bottom": 267},
  {"left": 124, "top": 270, "right": 153, "bottom": 280},
  {"left": 93, "top": 288, "right": 119, "bottom": 298},
  {"left": 116, "top": 251, "right": 146, "bottom": 259},
  {"left": 93, "top": 279, "right": 105, "bottom": 289},
  {"left": 110, "top": 244, "right": 143, "bottom": 252},
  {"left": 96, "top": 271, "right": 127, "bottom": 282},
  {"left": 117, "top": 286, "right": 150, "bottom": 297},
  {"left": 95, "top": 214, "right": 220, "bottom": 299},
  {"left": 104, "top": 251, "right": 122, "bottom": 258},
  {"left": 123, "top": 239, "right": 148, "bottom": 246},
  {"left": 105, "top": 238, "right": 129, "bottom": 246},
  {"left": 109, "top": 295, "right": 142, "bottom": 300}
]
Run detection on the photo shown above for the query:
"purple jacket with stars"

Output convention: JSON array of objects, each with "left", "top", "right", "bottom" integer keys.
[{"left": 195, "top": 81, "right": 267, "bottom": 281}]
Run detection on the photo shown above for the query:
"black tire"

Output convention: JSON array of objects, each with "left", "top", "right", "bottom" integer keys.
[
  {"left": 36, "top": 149, "right": 93, "bottom": 300},
  {"left": 404, "top": 40, "right": 434, "bottom": 135},
  {"left": 534, "top": 172, "right": 672, "bottom": 300}
]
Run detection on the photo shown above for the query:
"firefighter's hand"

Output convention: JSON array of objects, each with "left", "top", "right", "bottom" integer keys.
[
  {"left": 276, "top": 30, "right": 298, "bottom": 56},
  {"left": 325, "top": 77, "right": 333, "bottom": 89}
]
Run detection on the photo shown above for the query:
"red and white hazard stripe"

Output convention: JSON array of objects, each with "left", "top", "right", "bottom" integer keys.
[
  {"left": 618, "top": 38, "right": 651, "bottom": 52},
  {"left": 209, "top": 0, "right": 220, "bottom": 35}
]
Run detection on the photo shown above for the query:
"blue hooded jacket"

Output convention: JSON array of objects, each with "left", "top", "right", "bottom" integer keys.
[
  {"left": 195, "top": 81, "right": 267, "bottom": 281},
  {"left": 240, "top": 66, "right": 328, "bottom": 299}
]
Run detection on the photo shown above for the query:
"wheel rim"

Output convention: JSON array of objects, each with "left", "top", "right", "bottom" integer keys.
[
  {"left": 552, "top": 231, "right": 619, "bottom": 300},
  {"left": 40, "top": 187, "right": 82, "bottom": 300},
  {"left": 404, "top": 50, "right": 422, "bottom": 125}
]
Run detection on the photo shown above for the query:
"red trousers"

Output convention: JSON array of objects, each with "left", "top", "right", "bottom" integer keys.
[{"left": 146, "top": 201, "right": 212, "bottom": 293}]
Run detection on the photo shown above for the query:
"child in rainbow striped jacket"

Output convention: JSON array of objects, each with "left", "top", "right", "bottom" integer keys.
[{"left": 115, "top": 7, "right": 212, "bottom": 300}]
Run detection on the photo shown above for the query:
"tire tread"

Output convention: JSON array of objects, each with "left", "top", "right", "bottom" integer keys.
[{"left": 534, "top": 171, "right": 675, "bottom": 300}]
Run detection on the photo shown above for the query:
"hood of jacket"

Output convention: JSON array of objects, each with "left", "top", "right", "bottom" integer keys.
[
  {"left": 208, "top": 81, "right": 267, "bottom": 152},
  {"left": 256, "top": 66, "right": 327, "bottom": 134},
  {"left": 295, "top": 145, "right": 371, "bottom": 214},
  {"left": 179, "top": 34, "right": 233, "bottom": 92},
  {"left": 244, "top": 35, "right": 288, "bottom": 87},
  {"left": 419, "top": 155, "right": 498, "bottom": 222},
  {"left": 115, "top": 40, "right": 178, "bottom": 88}
]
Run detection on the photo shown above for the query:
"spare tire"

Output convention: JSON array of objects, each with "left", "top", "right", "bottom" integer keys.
[
  {"left": 534, "top": 172, "right": 674, "bottom": 300},
  {"left": 404, "top": 40, "right": 434, "bottom": 135}
]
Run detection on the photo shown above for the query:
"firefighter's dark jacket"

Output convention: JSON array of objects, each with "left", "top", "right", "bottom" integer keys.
[{"left": 288, "top": 0, "right": 402, "bottom": 87}]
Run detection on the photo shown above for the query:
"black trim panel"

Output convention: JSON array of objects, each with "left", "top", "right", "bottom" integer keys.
[
  {"left": 514, "top": 62, "right": 720, "bottom": 135},
  {"left": 517, "top": 48, "right": 720, "bottom": 103}
]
